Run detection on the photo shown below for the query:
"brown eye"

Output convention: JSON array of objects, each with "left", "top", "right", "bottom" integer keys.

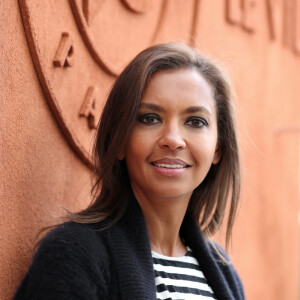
[
  {"left": 145, "top": 117, "right": 156, "bottom": 123},
  {"left": 138, "top": 113, "right": 161, "bottom": 125},
  {"left": 186, "top": 117, "right": 208, "bottom": 128}
]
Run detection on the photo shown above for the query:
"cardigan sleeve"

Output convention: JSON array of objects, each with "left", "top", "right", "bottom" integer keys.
[{"left": 13, "top": 222, "right": 113, "bottom": 300}]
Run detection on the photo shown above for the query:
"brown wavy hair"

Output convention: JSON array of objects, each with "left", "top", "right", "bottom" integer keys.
[{"left": 68, "top": 43, "right": 241, "bottom": 248}]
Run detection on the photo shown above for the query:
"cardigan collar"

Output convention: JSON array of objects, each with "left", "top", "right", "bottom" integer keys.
[
  {"left": 180, "top": 215, "right": 238, "bottom": 300},
  {"left": 108, "top": 196, "right": 238, "bottom": 300},
  {"left": 108, "top": 196, "right": 156, "bottom": 300}
]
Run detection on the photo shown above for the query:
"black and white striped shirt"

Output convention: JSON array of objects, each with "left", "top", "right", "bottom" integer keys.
[{"left": 152, "top": 247, "right": 216, "bottom": 299}]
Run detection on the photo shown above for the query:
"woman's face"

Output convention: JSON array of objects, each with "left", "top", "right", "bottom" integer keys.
[{"left": 124, "top": 68, "right": 220, "bottom": 202}]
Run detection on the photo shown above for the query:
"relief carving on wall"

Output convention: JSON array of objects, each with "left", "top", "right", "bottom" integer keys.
[{"left": 19, "top": 0, "right": 199, "bottom": 167}]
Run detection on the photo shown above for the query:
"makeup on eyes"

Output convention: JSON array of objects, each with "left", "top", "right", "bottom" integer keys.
[
  {"left": 137, "top": 113, "right": 161, "bottom": 125},
  {"left": 185, "top": 117, "right": 208, "bottom": 128},
  {"left": 137, "top": 111, "right": 209, "bottom": 129}
]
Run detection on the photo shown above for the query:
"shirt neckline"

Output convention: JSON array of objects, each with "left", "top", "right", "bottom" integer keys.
[{"left": 151, "top": 246, "right": 191, "bottom": 260}]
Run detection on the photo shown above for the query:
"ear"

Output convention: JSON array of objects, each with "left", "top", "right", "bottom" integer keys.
[{"left": 212, "top": 143, "right": 222, "bottom": 165}]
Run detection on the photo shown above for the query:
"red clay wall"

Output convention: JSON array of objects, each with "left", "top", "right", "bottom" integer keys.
[{"left": 1, "top": 1, "right": 299, "bottom": 299}]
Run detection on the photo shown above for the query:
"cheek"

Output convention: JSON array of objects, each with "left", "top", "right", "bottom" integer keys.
[
  {"left": 191, "top": 138, "right": 218, "bottom": 165},
  {"left": 125, "top": 131, "right": 149, "bottom": 160}
]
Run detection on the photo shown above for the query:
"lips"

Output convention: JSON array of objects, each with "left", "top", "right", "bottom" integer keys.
[{"left": 151, "top": 158, "right": 190, "bottom": 169}]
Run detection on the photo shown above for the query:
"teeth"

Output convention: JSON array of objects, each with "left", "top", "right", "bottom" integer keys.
[{"left": 153, "top": 163, "right": 186, "bottom": 169}]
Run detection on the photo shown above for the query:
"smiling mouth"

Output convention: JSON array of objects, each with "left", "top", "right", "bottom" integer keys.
[{"left": 151, "top": 163, "right": 189, "bottom": 169}]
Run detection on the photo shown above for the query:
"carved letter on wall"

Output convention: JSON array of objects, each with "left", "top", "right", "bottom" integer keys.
[
  {"left": 294, "top": 0, "right": 300, "bottom": 54},
  {"left": 225, "top": 0, "right": 256, "bottom": 33},
  {"left": 226, "top": 0, "right": 242, "bottom": 25},
  {"left": 282, "top": 0, "right": 295, "bottom": 48},
  {"left": 242, "top": 0, "right": 257, "bottom": 33},
  {"left": 79, "top": 86, "right": 100, "bottom": 129},
  {"left": 53, "top": 32, "right": 74, "bottom": 67},
  {"left": 266, "top": 0, "right": 281, "bottom": 40}
]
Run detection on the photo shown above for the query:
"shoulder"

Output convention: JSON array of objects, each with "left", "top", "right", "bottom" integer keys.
[
  {"left": 36, "top": 221, "right": 110, "bottom": 264},
  {"left": 40, "top": 221, "right": 106, "bottom": 248},
  {"left": 14, "top": 222, "right": 114, "bottom": 299},
  {"left": 38, "top": 221, "right": 114, "bottom": 272}
]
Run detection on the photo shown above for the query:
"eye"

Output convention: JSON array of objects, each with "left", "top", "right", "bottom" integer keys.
[
  {"left": 186, "top": 117, "right": 208, "bottom": 128},
  {"left": 138, "top": 113, "right": 161, "bottom": 125}
]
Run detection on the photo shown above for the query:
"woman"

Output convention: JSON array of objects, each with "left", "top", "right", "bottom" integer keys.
[{"left": 14, "top": 43, "right": 245, "bottom": 299}]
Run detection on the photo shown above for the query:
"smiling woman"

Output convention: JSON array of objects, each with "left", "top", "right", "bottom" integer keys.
[
  {"left": 14, "top": 43, "right": 245, "bottom": 300},
  {"left": 125, "top": 69, "right": 219, "bottom": 201}
]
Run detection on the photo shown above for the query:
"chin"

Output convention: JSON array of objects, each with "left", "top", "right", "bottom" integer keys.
[{"left": 152, "top": 189, "right": 193, "bottom": 199}]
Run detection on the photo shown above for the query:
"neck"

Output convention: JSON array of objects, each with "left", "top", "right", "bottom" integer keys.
[{"left": 132, "top": 189, "right": 191, "bottom": 257}]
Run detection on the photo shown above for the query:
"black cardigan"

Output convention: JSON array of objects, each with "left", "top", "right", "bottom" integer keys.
[{"left": 14, "top": 198, "right": 245, "bottom": 299}]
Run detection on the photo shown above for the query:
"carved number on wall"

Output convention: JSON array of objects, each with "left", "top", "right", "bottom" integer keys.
[
  {"left": 79, "top": 86, "right": 100, "bottom": 129},
  {"left": 53, "top": 33, "right": 74, "bottom": 67},
  {"left": 225, "top": 0, "right": 257, "bottom": 33}
]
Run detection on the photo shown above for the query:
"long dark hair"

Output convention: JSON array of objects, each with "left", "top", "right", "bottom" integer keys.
[{"left": 68, "top": 43, "right": 241, "bottom": 247}]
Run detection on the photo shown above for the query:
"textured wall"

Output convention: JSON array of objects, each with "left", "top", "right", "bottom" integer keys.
[
  {"left": 1, "top": 1, "right": 299, "bottom": 299},
  {"left": 0, "top": 1, "right": 93, "bottom": 298}
]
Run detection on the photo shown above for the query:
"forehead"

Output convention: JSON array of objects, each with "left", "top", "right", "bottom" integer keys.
[{"left": 141, "top": 68, "right": 216, "bottom": 113}]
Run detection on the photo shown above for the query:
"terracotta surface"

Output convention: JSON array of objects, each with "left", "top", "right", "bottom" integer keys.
[{"left": 1, "top": 0, "right": 299, "bottom": 299}]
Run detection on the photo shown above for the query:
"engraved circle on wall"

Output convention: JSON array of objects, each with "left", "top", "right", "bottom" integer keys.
[{"left": 19, "top": 0, "right": 194, "bottom": 167}]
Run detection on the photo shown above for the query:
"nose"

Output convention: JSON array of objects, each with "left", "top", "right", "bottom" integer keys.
[{"left": 158, "top": 123, "right": 186, "bottom": 151}]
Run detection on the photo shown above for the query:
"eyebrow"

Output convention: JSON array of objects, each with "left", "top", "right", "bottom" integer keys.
[
  {"left": 183, "top": 106, "right": 212, "bottom": 115},
  {"left": 139, "top": 103, "right": 165, "bottom": 112},
  {"left": 138, "top": 103, "right": 212, "bottom": 115}
]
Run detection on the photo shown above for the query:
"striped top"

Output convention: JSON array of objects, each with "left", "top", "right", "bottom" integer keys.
[{"left": 152, "top": 247, "right": 216, "bottom": 300}]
